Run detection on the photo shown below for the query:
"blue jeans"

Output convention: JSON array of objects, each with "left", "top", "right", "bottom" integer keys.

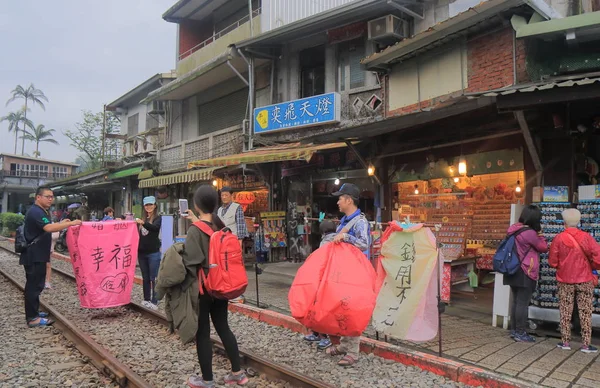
[{"left": 139, "top": 251, "right": 161, "bottom": 304}]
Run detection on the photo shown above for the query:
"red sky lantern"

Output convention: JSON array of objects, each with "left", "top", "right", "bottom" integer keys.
[{"left": 235, "top": 191, "right": 256, "bottom": 211}]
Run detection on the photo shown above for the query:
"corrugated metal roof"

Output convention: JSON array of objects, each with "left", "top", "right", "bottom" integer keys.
[
  {"left": 469, "top": 77, "right": 600, "bottom": 97},
  {"left": 516, "top": 11, "right": 600, "bottom": 39}
]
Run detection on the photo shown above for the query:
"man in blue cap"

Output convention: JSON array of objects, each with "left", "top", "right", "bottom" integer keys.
[{"left": 325, "top": 183, "right": 370, "bottom": 366}]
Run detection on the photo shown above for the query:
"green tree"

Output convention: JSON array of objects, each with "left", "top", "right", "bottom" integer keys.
[
  {"left": 21, "top": 124, "right": 59, "bottom": 157},
  {"left": 6, "top": 84, "right": 49, "bottom": 155},
  {"left": 0, "top": 109, "right": 34, "bottom": 154},
  {"left": 64, "top": 110, "right": 120, "bottom": 171}
]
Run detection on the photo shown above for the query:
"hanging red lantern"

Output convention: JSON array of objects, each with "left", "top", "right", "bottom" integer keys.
[{"left": 234, "top": 191, "right": 256, "bottom": 211}]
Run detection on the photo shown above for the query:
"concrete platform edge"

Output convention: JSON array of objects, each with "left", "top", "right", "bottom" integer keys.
[{"left": 228, "top": 302, "right": 534, "bottom": 388}]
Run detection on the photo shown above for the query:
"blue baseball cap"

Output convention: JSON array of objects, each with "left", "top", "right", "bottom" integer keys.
[{"left": 143, "top": 196, "right": 156, "bottom": 205}]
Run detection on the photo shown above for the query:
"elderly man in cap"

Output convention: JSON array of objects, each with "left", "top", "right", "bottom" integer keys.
[
  {"left": 217, "top": 187, "right": 248, "bottom": 245},
  {"left": 325, "top": 183, "right": 371, "bottom": 366}
]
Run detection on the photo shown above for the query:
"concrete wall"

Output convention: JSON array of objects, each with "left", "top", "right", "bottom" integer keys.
[
  {"left": 181, "top": 95, "right": 199, "bottom": 142},
  {"left": 388, "top": 43, "right": 467, "bottom": 113},
  {"left": 387, "top": 27, "right": 528, "bottom": 116},
  {"left": 1, "top": 155, "right": 76, "bottom": 175},
  {"left": 176, "top": 16, "right": 261, "bottom": 76},
  {"left": 261, "top": 0, "right": 357, "bottom": 32},
  {"left": 122, "top": 104, "right": 147, "bottom": 136}
]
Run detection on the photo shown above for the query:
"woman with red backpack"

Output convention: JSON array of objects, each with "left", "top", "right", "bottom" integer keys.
[
  {"left": 503, "top": 205, "right": 548, "bottom": 343},
  {"left": 185, "top": 185, "right": 248, "bottom": 387},
  {"left": 549, "top": 208, "right": 600, "bottom": 353}
]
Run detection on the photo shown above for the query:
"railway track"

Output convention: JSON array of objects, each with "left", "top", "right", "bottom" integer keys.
[{"left": 0, "top": 244, "right": 334, "bottom": 388}]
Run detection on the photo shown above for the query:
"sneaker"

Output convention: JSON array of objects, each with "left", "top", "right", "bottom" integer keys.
[
  {"left": 509, "top": 330, "right": 515, "bottom": 339},
  {"left": 44, "top": 282, "right": 52, "bottom": 289},
  {"left": 224, "top": 372, "right": 249, "bottom": 385},
  {"left": 304, "top": 333, "right": 320, "bottom": 342},
  {"left": 513, "top": 331, "right": 535, "bottom": 343},
  {"left": 317, "top": 338, "right": 332, "bottom": 350},
  {"left": 141, "top": 301, "right": 150, "bottom": 308},
  {"left": 146, "top": 302, "right": 158, "bottom": 311},
  {"left": 188, "top": 376, "right": 215, "bottom": 388},
  {"left": 557, "top": 342, "right": 571, "bottom": 350},
  {"left": 580, "top": 345, "right": 598, "bottom": 354}
]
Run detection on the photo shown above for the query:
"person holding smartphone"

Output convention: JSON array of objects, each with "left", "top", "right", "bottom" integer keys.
[{"left": 136, "top": 196, "right": 162, "bottom": 310}]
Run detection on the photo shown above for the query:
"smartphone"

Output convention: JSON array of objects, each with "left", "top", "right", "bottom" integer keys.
[{"left": 179, "top": 199, "right": 188, "bottom": 216}]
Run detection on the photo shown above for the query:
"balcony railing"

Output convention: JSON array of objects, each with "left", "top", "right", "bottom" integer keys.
[
  {"left": 179, "top": 8, "right": 261, "bottom": 61},
  {"left": 1, "top": 170, "right": 72, "bottom": 179}
]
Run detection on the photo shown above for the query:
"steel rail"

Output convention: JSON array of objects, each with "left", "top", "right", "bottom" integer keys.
[
  {"left": 1, "top": 245, "right": 334, "bottom": 388},
  {"left": 0, "top": 265, "right": 153, "bottom": 388}
]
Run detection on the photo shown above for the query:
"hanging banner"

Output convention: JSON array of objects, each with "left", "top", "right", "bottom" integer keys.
[
  {"left": 67, "top": 221, "right": 140, "bottom": 309},
  {"left": 372, "top": 222, "right": 439, "bottom": 342}
]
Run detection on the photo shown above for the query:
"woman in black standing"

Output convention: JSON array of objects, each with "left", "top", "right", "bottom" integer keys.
[
  {"left": 186, "top": 185, "right": 247, "bottom": 388},
  {"left": 136, "top": 196, "right": 162, "bottom": 310}
]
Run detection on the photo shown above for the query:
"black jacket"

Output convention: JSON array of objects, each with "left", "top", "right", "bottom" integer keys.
[{"left": 138, "top": 216, "right": 162, "bottom": 254}]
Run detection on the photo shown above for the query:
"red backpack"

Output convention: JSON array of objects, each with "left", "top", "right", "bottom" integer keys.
[{"left": 194, "top": 221, "right": 248, "bottom": 300}]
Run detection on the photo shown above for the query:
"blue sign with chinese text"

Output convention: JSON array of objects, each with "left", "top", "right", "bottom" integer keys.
[{"left": 254, "top": 92, "right": 341, "bottom": 134}]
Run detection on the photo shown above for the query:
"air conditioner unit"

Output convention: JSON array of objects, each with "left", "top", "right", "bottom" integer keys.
[
  {"left": 133, "top": 134, "right": 158, "bottom": 156},
  {"left": 368, "top": 15, "right": 409, "bottom": 45},
  {"left": 148, "top": 100, "right": 165, "bottom": 114}
]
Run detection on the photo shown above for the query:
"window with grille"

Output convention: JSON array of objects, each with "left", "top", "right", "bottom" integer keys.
[
  {"left": 300, "top": 46, "right": 325, "bottom": 98},
  {"left": 127, "top": 113, "right": 139, "bottom": 137},
  {"left": 338, "top": 38, "right": 367, "bottom": 91}
]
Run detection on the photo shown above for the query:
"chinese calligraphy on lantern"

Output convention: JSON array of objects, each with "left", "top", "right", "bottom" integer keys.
[
  {"left": 372, "top": 225, "right": 440, "bottom": 342},
  {"left": 67, "top": 221, "right": 140, "bottom": 309},
  {"left": 254, "top": 93, "right": 340, "bottom": 133}
]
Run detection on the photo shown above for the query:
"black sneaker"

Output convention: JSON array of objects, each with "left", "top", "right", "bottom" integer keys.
[{"left": 513, "top": 331, "right": 535, "bottom": 343}]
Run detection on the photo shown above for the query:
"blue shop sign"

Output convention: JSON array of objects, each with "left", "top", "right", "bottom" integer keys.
[{"left": 254, "top": 92, "right": 341, "bottom": 134}]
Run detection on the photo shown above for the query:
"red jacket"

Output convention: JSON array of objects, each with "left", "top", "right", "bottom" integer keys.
[{"left": 549, "top": 228, "right": 600, "bottom": 284}]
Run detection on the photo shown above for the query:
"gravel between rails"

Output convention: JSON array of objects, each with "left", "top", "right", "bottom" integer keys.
[
  {"left": 2, "top": 249, "right": 478, "bottom": 388},
  {"left": 0, "top": 276, "right": 117, "bottom": 388},
  {"left": 0, "top": 253, "right": 283, "bottom": 388}
]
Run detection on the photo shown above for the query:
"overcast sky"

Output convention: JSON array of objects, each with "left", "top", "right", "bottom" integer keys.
[{"left": 0, "top": 0, "right": 176, "bottom": 163}]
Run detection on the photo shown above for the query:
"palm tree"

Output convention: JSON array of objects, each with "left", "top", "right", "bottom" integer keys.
[
  {"left": 21, "top": 124, "right": 59, "bottom": 157},
  {"left": 6, "top": 84, "right": 49, "bottom": 155},
  {"left": 0, "top": 110, "right": 34, "bottom": 154}
]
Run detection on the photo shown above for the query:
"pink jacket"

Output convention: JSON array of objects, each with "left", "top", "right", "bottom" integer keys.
[{"left": 507, "top": 223, "right": 549, "bottom": 281}]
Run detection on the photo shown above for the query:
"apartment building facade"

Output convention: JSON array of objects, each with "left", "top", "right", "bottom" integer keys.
[{"left": 0, "top": 154, "right": 78, "bottom": 213}]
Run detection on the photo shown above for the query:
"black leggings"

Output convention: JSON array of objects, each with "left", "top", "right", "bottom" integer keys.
[
  {"left": 510, "top": 284, "right": 535, "bottom": 332},
  {"left": 196, "top": 292, "right": 241, "bottom": 381}
]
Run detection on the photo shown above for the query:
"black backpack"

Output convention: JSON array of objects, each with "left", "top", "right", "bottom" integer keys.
[{"left": 15, "top": 224, "right": 43, "bottom": 254}]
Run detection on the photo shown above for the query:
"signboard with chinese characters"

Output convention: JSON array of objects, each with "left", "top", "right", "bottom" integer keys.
[
  {"left": 543, "top": 186, "right": 569, "bottom": 203},
  {"left": 254, "top": 93, "right": 341, "bottom": 134},
  {"left": 67, "top": 221, "right": 140, "bottom": 309}
]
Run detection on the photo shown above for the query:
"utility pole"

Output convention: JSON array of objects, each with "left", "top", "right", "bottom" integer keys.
[
  {"left": 248, "top": 0, "right": 254, "bottom": 36},
  {"left": 101, "top": 104, "right": 106, "bottom": 167}
]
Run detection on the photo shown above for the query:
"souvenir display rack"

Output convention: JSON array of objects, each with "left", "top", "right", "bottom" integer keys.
[
  {"left": 257, "top": 211, "right": 287, "bottom": 261},
  {"left": 578, "top": 200, "right": 600, "bottom": 243},
  {"left": 577, "top": 200, "right": 600, "bottom": 314},
  {"left": 428, "top": 221, "right": 469, "bottom": 260},
  {"left": 470, "top": 201, "right": 512, "bottom": 241},
  {"left": 532, "top": 202, "right": 569, "bottom": 309}
]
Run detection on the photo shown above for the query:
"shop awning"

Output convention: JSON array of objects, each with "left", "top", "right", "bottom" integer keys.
[
  {"left": 187, "top": 143, "right": 348, "bottom": 168},
  {"left": 108, "top": 166, "right": 143, "bottom": 180},
  {"left": 139, "top": 167, "right": 218, "bottom": 188},
  {"left": 137, "top": 169, "right": 154, "bottom": 180}
]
